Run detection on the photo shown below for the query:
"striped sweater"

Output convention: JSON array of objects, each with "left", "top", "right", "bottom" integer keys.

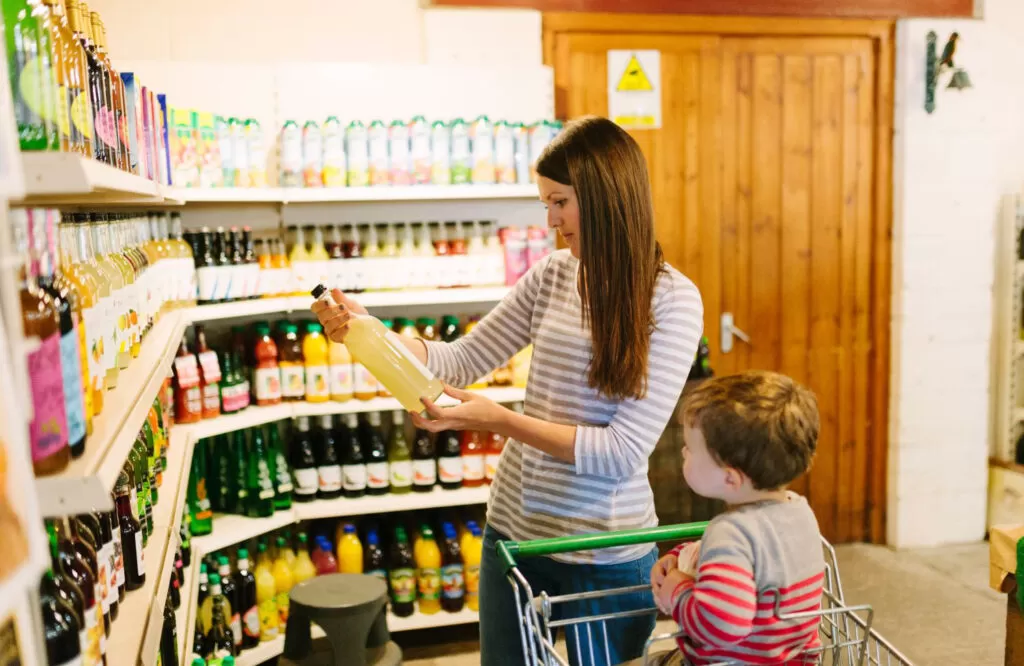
[
  {"left": 424, "top": 250, "right": 704, "bottom": 564},
  {"left": 668, "top": 494, "right": 825, "bottom": 665}
]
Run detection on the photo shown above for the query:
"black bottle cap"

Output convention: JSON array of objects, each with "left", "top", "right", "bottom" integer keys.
[{"left": 311, "top": 283, "right": 327, "bottom": 299}]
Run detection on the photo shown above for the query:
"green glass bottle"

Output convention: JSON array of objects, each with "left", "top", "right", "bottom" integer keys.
[
  {"left": 387, "top": 410, "right": 412, "bottom": 494},
  {"left": 229, "top": 430, "right": 248, "bottom": 516},
  {"left": 141, "top": 416, "right": 158, "bottom": 507},
  {"left": 246, "top": 426, "right": 274, "bottom": 518},
  {"left": 266, "top": 423, "right": 292, "bottom": 511},
  {"left": 208, "top": 432, "right": 227, "bottom": 513},
  {"left": 187, "top": 439, "right": 213, "bottom": 536},
  {"left": 4, "top": 0, "right": 60, "bottom": 150}
]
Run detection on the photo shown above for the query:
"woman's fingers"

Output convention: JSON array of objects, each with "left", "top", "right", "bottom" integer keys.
[
  {"left": 410, "top": 410, "right": 446, "bottom": 432},
  {"left": 443, "top": 384, "right": 473, "bottom": 402},
  {"left": 420, "top": 395, "right": 447, "bottom": 420}
]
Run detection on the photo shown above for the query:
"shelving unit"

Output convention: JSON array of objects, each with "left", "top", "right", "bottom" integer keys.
[
  {"left": 34, "top": 312, "right": 190, "bottom": 517},
  {"left": 15, "top": 152, "right": 180, "bottom": 206},
  {"left": 170, "top": 184, "right": 538, "bottom": 205}
]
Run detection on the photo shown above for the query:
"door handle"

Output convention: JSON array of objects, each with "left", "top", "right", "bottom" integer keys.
[{"left": 721, "top": 312, "right": 751, "bottom": 354}]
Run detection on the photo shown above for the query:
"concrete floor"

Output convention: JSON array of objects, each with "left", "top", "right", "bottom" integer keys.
[{"left": 394, "top": 542, "right": 1005, "bottom": 666}]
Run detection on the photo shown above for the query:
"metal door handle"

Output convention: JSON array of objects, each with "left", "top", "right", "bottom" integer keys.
[{"left": 721, "top": 312, "right": 751, "bottom": 353}]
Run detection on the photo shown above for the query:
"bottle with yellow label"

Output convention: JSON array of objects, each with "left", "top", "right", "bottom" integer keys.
[
  {"left": 254, "top": 540, "right": 278, "bottom": 642},
  {"left": 414, "top": 525, "right": 442, "bottom": 615}
]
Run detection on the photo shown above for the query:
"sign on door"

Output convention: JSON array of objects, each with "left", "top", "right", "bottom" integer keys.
[{"left": 607, "top": 50, "right": 661, "bottom": 129}]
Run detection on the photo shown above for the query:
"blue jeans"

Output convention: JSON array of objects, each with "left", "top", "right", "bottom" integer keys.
[{"left": 480, "top": 525, "right": 658, "bottom": 666}]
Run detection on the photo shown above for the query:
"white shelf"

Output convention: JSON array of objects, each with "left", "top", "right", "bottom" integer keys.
[
  {"left": 106, "top": 422, "right": 193, "bottom": 666},
  {"left": 14, "top": 152, "right": 179, "bottom": 205},
  {"left": 34, "top": 312, "right": 190, "bottom": 517},
  {"left": 184, "top": 287, "right": 512, "bottom": 323},
  {"left": 294, "top": 485, "right": 489, "bottom": 521},
  {"left": 179, "top": 387, "right": 525, "bottom": 438},
  {"left": 191, "top": 510, "right": 299, "bottom": 556},
  {"left": 233, "top": 608, "right": 478, "bottom": 665},
  {"left": 170, "top": 184, "right": 538, "bottom": 204}
]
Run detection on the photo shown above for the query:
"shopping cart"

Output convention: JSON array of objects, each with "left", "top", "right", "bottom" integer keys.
[{"left": 497, "top": 522, "right": 914, "bottom": 666}]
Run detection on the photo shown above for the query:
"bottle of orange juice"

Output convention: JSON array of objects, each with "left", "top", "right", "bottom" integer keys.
[
  {"left": 463, "top": 523, "right": 482, "bottom": 612},
  {"left": 272, "top": 535, "right": 295, "bottom": 626},
  {"left": 302, "top": 322, "right": 330, "bottom": 403},
  {"left": 291, "top": 532, "right": 318, "bottom": 585},
  {"left": 414, "top": 524, "right": 442, "bottom": 615},
  {"left": 254, "top": 540, "right": 278, "bottom": 641},
  {"left": 270, "top": 239, "right": 290, "bottom": 298},
  {"left": 337, "top": 524, "right": 364, "bottom": 574}
]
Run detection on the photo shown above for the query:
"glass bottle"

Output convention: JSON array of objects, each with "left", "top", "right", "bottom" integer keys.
[
  {"left": 53, "top": 0, "right": 90, "bottom": 155},
  {"left": 485, "top": 430, "right": 507, "bottom": 484},
  {"left": 387, "top": 410, "right": 412, "bottom": 494},
  {"left": 93, "top": 510, "right": 118, "bottom": 622},
  {"left": 278, "top": 322, "right": 305, "bottom": 402},
  {"left": 437, "top": 430, "right": 463, "bottom": 490},
  {"left": 13, "top": 208, "right": 69, "bottom": 476},
  {"left": 338, "top": 413, "right": 365, "bottom": 499},
  {"left": 252, "top": 322, "right": 281, "bottom": 406},
  {"left": 247, "top": 425, "right": 275, "bottom": 518},
  {"left": 114, "top": 470, "right": 145, "bottom": 590},
  {"left": 290, "top": 416, "right": 318, "bottom": 502},
  {"left": 187, "top": 439, "right": 213, "bottom": 536},
  {"left": 36, "top": 0, "right": 70, "bottom": 152},
  {"left": 108, "top": 217, "right": 141, "bottom": 357},
  {"left": 40, "top": 560, "right": 83, "bottom": 666},
  {"left": 74, "top": 214, "right": 115, "bottom": 395},
  {"left": 314, "top": 414, "right": 342, "bottom": 500},
  {"left": 228, "top": 430, "right": 249, "bottom": 516},
  {"left": 388, "top": 527, "right": 415, "bottom": 618},
  {"left": 412, "top": 427, "right": 436, "bottom": 493},
  {"left": 173, "top": 334, "right": 203, "bottom": 424},
  {"left": 170, "top": 213, "right": 197, "bottom": 307},
  {"left": 160, "top": 598, "right": 179, "bottom": 666},
  {"left": 74, "top": 514, "right": 110, "bottom": 630},
  {"left": 62, "top": 213, "right": 103, "bottom": 419},
  {"left": 216, "top": 556, "right": 242, "bottom": 651},
  {"left": 88, "top": 12, "right": 126, "bottom": 169},
  {"left": 461, "top": 429, "right": 486, "bottom": 488},
  {"left": 266, "top": 424, "right": 292, "bottom": 511},
  {"left": 44, "top": 521, "right": 89, "bottom": 666},
  {"left": 74, "top": 2, "right": 114, "bottom": 164},
  {"left": 89, "top": 215, "right": 129, "bottom": 372},
  {"left": 53, "top": 517, "right": 104, "bottom": 663},
  {"left": 362, "top": 412, "right": 389, "bottom": 496},
  {"left": 106, "top": 505, "right": 124, "bottom": 604},
  {"left": 235, "top": 548, "right": 259, "bottom": 650},
  {"left": 343, "top": 224, "right": 364, "bottom": 293},
  {"left": 195, "top": 324, "right": 222, "bottom": 419},
  {"left": 65, "top": 0, "right": 109, "bottom": 163},
  {"left": 4, "top": 0, "right": 60, "bottom": 150}
]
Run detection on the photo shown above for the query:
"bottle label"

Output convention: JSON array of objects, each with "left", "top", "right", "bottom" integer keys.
[
  {"left": 59, "top": 328, "right": 86, "bottom": 445},
  {"left": 366, "top": 462, "right": 389, "bottom": 489},
  {"left": 384, "top": 331, "right": 436, "bottom": 382},
  {"left": 389, "top": 460, "right": 412, "bottom": 488},
  {"left": 258, "top": 598, "right": 279, "bottom": 640},
  {"left": 417, "top": 567, "right": 441, "bottom": 601},
  {"left": 135, "top": 531, "right": 145, "bottom": 576},
  {"left": 202, "top": 383, "right": 220, "bottom": 412},
  {"left": 83, "top": 305, "right": 103, "bottom": 399},
  {"left": 442, "top": 564, "right": 465, "bottom": 599},
  {"left": 257, "top": 459, "right": 276, "bottom": 499},
  {"left": 96, "top": 542, "right": 111, "bottom": 613},
  {"left": 466, "top": 564, "right": 480, "bottom": 596},
  {"left": 293, "top": 468, "right": 319, "bottom": 496},
  {"left": 318, "top": 464, "right": 342, "bottom": 493},
  {"left": 280, "top": 364, "right": 305, "bottom": 399},
  {"left": 230, "top": 613, "right": 242, "bottom": 646},
  {"left": 389, "top": 568, "right": 416, "bottom": 603},
  {"left": 438, "top": 456, "right": 464, "bottom": 484},
  {"left": 196, "top": 265, "right": 218, "bottom": 302},
  {"left": 221, "top": 383, "right": 248, "bottom": 413},
  {"left": 105, "top": 541, "right": 118, "bottom": 609},
  {"left": 27, "top": 334, "right": 69, "bottom": 463},
  {"left": 275, "top": 593, "right": 290, "bottom": 625},
  {"left": 84, "top": 604, "right": 101, "bottom": 666},
  {"left": 354, "top": 364, "right": 377, "bottom": 394},
  {"left": 342, "top": 464, "right": 367, "bottom": 491},
  {"left": 486, "top": 453, "right": 501, "bottom": 481},
  {"left": 413, "top": 459, "right": 437, "bottom": 487},
  {"left": 197, "top": 350, "right": 222, "bottom": 383},
  {"left": 243, "top": 605, "right": 260, "bottom": 638},
  {"left": 275, "top": 452, "right": 294, "bottom": 493},
  {"left": 173, "top": 355, "right": 200, "bottom": 389},
  {"left": 114, "top": 532, "right": 125, "bottom": 588},
  {"left": 305, "top": 365, "right": 329, "bottom": 399},
  {"left": 463, "top": 454, "right": 485, "bottom": 481},
  {"left": 254, "top": 366, "right": 282, "bottom": 401},
  {"left": 329, "top": 362, "right": 353, "bottom": 398}
]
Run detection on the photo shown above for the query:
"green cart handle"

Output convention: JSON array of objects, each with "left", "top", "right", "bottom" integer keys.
[{"left": 496, "top": 522, "right": 710, "bottom": 574}]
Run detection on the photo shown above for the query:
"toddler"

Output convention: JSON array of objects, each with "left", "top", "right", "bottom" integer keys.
[{"left": 648, "top": 371, "right": 825, "bottom": 665}]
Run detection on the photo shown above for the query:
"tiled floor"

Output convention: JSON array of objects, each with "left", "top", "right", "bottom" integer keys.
[{"left": 392, "top": 542, "right": 1005, "bottom": 666}]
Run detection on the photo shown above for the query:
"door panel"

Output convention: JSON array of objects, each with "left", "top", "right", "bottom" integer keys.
[{"left": 554, "top": 30, "right": 883, "bottom": 543}]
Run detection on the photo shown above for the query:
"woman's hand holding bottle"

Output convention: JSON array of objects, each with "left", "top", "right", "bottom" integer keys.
[{"left": 311, "top": 288, "right": 367, "bottom": 343}]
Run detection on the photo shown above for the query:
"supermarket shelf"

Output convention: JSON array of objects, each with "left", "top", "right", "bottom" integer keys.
[
  {"left": 170, "top": 184, "right": 538, "bottom": 204},
  {"left": 191, "top": 510, "right": 299, "bottom": 555},
  {"left": 233, "top": 609, "right": 478, "bottom": 666},
  {"left": 34, "top": 312, "right": 189, "bottom": 517},
  {"left": 106, "top": 418, "right": 193, "bottom": 666},
  {"left": 295, "top": 485, "right": 489, "bottom": 521},
  {"left": 181, "top": 387, "right": 525, "bottom": 437},
  {"left": 184, "top": 287, "right": 512, "bottom": 323},
  {"left": 15, "top": 152, "right": 179, "bottom": 206}
]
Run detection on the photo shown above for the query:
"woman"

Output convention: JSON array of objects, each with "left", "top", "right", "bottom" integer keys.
[{"left": 312, "top": 116, "right": 703, "bottom": 665}]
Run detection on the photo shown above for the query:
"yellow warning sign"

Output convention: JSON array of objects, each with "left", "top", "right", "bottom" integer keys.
[{"left": 615, "top": 54, "right": 655, "bottom": 92}]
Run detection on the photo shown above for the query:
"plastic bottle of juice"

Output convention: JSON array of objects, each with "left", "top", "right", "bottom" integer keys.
[
  {"left": 377, "top": 318, "right": 394, "bottom": 398},
  {"left": 311, "top": 536, "right": 338, "bottom": 575},
  {"left": 463, "top": 523, "right": 482, "bottom": 612},
  {"left": 337, "top": 524, "right": 364, "bottom": 574},
  {"left": 485, "top": 431, "right": 506, "bottom": 484},
  {"left": 272, "top": 536, "right": 294, "bottom": 626},
  {"left": 460, "top": 520, "right": 478, "bottom": 555},
  {"left": 291, "top": 533, "right": 317, "bottom": 585},
  {"left": 389, "top": 527, "right": 416, "bottom": 618},
  {"left": 252, "top": 322, "right": 281, "bottom": 406},
  {"left": 328, "top": 338, "right": 353, "bottom": 402},
  {"left": 254, "top": 541, "right": 277, "bottom": 642},
  {"left": 461, "top": 430, "right": 486, "bottom": 488},
  {"left": 415, "top": 525, "right": 442, "bottom": 615},
  {"left": 302, "top": 321, "right": 329, "bottom": 402},
  {"left": 270, "top": 239, "right": 290, "bottom": 298},
  {"left": 278, "top": 323, "right": 305, "bottom": 402},
  {"left": 288, "top": 225, "right": 311, "bottom": 295},
  {"left": 379, "top": 224, "right": 399, "bottom": 291},
  {"left": 440, "top": 522, "right": 465, "bottom": 613},
  {"left": 311, "top": 285, "right": 443, "bottom": 414},
  {"left": 308, "top": 226, "right": 331, "bottom": 290}
]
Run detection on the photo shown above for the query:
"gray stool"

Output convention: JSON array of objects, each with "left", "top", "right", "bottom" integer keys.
[{"left": 282, "top": 574, "right": 402, "bottom": 666}]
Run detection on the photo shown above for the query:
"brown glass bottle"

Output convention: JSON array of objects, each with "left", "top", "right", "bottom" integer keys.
[
  {"left": 13, "top": 209, "right": 70, "bottom": 476},
  {"left": 54, "top": 516, "right": 105, "bottom": 666},
  {"left": 75, "top": 515, "right": 111, "bottom": 634},
  {"left": 92, "top": 15, "right": 128, "bottom": 170},
  {"left": 66, "top": 0, "right": 109, "bottom": 164},
  {"left": 115, "top": 470, "right": 145, "bottom": 590}
]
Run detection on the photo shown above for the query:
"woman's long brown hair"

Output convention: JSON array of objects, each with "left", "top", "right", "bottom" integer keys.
[{"left": 536, "top": 116, "right": 664, "bottom": 401}]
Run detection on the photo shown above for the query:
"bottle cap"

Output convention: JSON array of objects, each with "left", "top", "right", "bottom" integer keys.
[
  {"left": 209, "top": 573, "right": 220, "bottom": 584},
  {"left": 218, "top": 555, "right": 229, "bottom": 565},
  {"left": 311, "top": 283, "right": 327, "bottom": 299},
  {"left": 298, "top": 532, "right": 308, "bottom": 544},
  {"left": 343, "top": 524, "right": 356, "bottom": 534},
  {"left": 237, "top": 548, "right": 248, "bottom": 558},
  {"left": 367, "top": 530, "right": 379, "bottom": 545}
]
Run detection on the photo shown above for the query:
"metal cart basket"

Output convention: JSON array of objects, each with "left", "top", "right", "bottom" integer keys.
[{"left": 497, "top": 522, "right": 914, "bottom": 666}]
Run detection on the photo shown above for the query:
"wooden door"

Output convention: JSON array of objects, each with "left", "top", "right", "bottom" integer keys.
[{"left": 549, "top": 23, "right": 892, "bottom": 543}]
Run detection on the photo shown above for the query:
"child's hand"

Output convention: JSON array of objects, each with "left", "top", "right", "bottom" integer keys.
[
  {"left": 651, "top": 553, "right": 678, "bottom": 590},
  {"left": 657, "top": 569, "right": 694, "bottom": 615}
]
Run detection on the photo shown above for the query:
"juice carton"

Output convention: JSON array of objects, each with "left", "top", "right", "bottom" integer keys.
[
  {"left": 197, "top": 111, "right": 224, "bottom": 188},
  {"left": 156, "top": 94, "right": 172, "bottom": 186},
  {"left": 120, "top": 73, "right": 145, "bottom": 176},
  {"left": 322, "top": 116, "right": 346, "bottom": 187},
  {"left": 214, "top": 115, "right": 234, "bottom": 186},
  {"left": 346, "top": 120, "right": 369, "bottom": 187},
  {"left": 302, "top": 120, "right": 323, "bottom": 187},
  {"left": 513, "top": 121, "right": 530, "bottom": 184},
  {"left": 368, "top": 120, "right": 389, "bottom": 186},
  {"left": 169, "top": 107, "right": 198, "bottom": 188},
  {"left": 450, "top": 118, "right": 470, "bottom": 185},
  {"left": 430, "top": 120, "right": 451, "bottom": 185},
  {"left": 529, "top": 121, "right": 556, "bottom": 183},
  {"left": 470, "top": 115, "right": 495, "bottom": 184},
  {"left": 388, "top": 119, "right": 411, "bottom": 186},
  {"left": 141, "top": 87, "right": 157, "bottom": 181},
  {"left": 494, "top": 120, "right": 515, "bottom": 185},
  {"left": 410, "top": 115, "right": 431, "bottom": 184},
  {"left": 246, "top": 119, "right": 267, "bottom": 187},
  {"left": 229, "top": 118, "right": 249, "bottom": 187},
  {"left": 279, "top": 120, "right": 302, "bottom": 187}
]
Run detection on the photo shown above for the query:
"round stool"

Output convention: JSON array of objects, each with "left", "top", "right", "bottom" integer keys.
[{"left": 281, "top": 574, "right": 402, "bottom": 666}]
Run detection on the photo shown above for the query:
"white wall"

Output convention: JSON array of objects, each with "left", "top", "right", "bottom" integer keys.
[{"left": 888, "top": 0, "right": 1024, "bottom": 547}]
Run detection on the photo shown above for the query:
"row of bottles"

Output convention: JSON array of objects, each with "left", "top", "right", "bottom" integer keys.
[
  {"left": 16, "top": 208, "right": 192, "bottom": 476},
  {"left": 184, "top": 410, "right": 512, "bottom": 533},
  {"left": 169, "top": 110, "right": 266, "bottom": 189},
  {"left": 278, "top": 116, "right": 561, "bottom": 188},
  {"left": 172, "top": 318, "right": 527, "bottom": 425},
  {"left": 5, "top": 0, "right": 171, "bottom": 181}
]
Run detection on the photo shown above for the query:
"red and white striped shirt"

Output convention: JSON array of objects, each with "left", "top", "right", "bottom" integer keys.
[{"left": 668, "top": 494, "right": 824, "bottom": 665}]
